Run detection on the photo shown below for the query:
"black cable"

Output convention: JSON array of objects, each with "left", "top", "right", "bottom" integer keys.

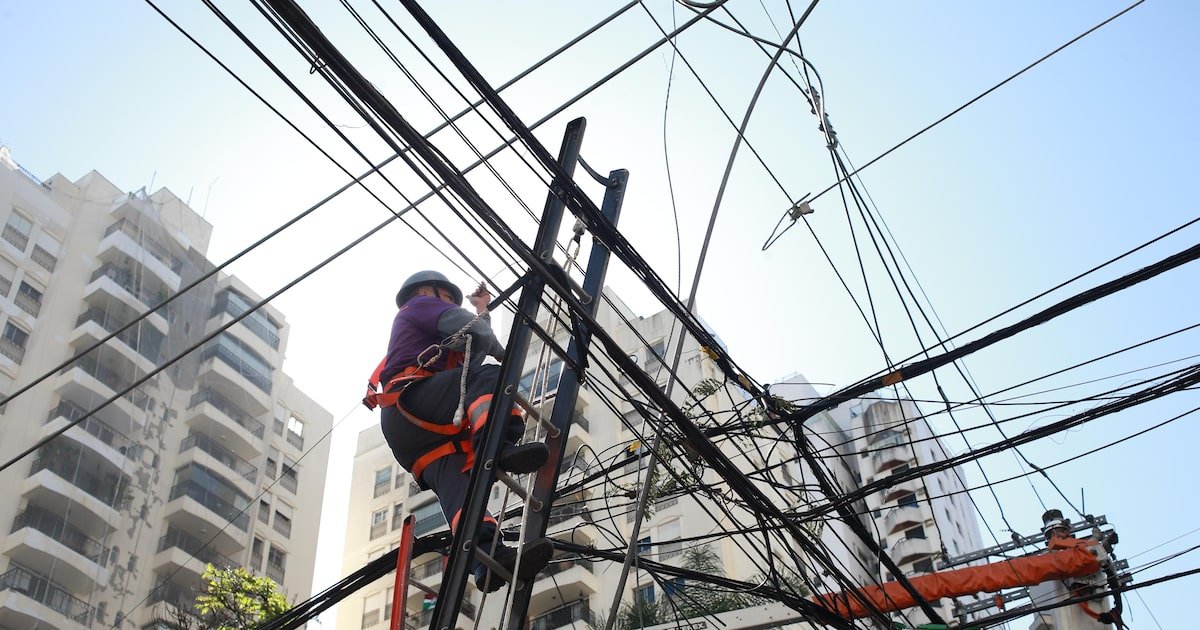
[{"left": 763, "top": 0, "right": 1149, "bottom": 248}]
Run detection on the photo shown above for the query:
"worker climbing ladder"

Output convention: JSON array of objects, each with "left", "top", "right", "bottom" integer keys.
[{"left": 418, "top": 118, "right": 626, "bottom": 630}]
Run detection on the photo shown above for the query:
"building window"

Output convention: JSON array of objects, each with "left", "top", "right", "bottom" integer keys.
[
  {"left": 266, "top": 545, "right": 287, "bottom": 583},
  {"left": 394, "top": 467, "right": 406, "bottom": 489},
  {"left": 636, "top": 536, "right": 652, "bottom": 555},
  {"left": 285, "top": 416, "right": 304, "bottom": 449},
  {"left": 265, "top": 447, "right": 279, "bottom": 480},
  {"left": 634, "top": 584, "right": 655, "bottom": 605},
  {"left": 373, "top": 468, "right": 392, "bottom": 499},
  {"left": 280, "top": 458, "right": 298, "bottom": 493},
  {"left": 370, "top": 508, "right": 388, "bottom": 540},
  {"left": 251, "top": 537, "right": 265, "bottom": 570},
  {"left": 518, "top": 358, "right": 563, "bottom": 400},
  {"left": 3, "top": 211, "right": 32, "bottom": 251},
  {"left": 14, "top": 281, "right": 42, "bottom": 317},
  {"left": 663, "top": 577, "right": 685, "bottom": 597},
  {"left": 912, "top": 558, "right": 935, "bottom": 574},
  {"left": 645, "top": 339, "right": 665, "bottom": 370},
  {"left": 0, "top": 322, "right": 29, "bottom": 364},
  {"left": 274, "top": 509, "right": 292, "bottom": 539},
  {"left": 412, "top": 502, "right": 446, "bottom": 537},
  {"left": 258, "top": 498, "right": 271, "bottom": 524},
  {"left": 213, "top": 289, "right": 282, "bottom": 349},
  {"left": 392, "top": 503, "right": 405, "bottom": 531},
  {"left": 896, "top": 492, "right": 918, "bottom": 509},
  {"left": 905, "top": 525, "right": 926, "bottom": 540}
]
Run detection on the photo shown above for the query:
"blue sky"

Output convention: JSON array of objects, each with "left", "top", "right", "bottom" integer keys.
[{"left": 3, "top": 1, "right": 1198, "bottom": 627}]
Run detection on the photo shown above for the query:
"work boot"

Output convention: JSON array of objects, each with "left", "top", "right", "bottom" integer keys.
[
  {"left": 497, "top": 442, "right": 549, "bottom": 474},
  {"left": 473, "top": 537, "right": 554, "bottom": 593}
]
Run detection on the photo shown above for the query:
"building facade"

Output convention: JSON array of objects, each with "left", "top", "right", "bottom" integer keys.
[
  {"left": 0, "top": 150, "right": 332, "bottom": 629},
  {"left": 339, "top": 288, "right": 987, "bottom": 630}
]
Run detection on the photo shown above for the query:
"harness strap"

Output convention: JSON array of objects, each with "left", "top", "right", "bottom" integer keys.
[
  {"left": 370, "top": 366, "right": 436, "bottom": 409},
  {"left": 411, "top": 438, "right": 473, "bottom": 482}
]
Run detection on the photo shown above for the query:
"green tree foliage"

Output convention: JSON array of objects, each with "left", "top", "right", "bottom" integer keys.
[
  {"left": 163, "top": 565, "right": 290, "bottom": 630},
  {"left": 617, "top": 546, "right": 755, "bottom": 630}
]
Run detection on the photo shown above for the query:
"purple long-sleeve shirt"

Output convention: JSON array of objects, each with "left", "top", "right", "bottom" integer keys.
[{"left": 377, "top": 295, "right": 505, "bottom": 384}]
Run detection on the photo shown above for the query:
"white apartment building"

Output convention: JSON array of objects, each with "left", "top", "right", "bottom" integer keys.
[
  {"left": 777, "top": 377, "right": 987, "bottom": 627},
  {"left": 0, "top": 149, "right": 332, "bottom": 629},
  {"left": 340, "top": 291, "right": 862, "bottom": 630}
]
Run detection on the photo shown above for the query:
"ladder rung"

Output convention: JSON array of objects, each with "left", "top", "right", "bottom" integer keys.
[
  {"left": 409, "top": 579, "right": 437, "bottom": 596},
  {"left": 474, "top": 549, "right": 516, "bottom": 587},
  {"left": 512, "top": 394, "right": 561, "bottom": 438},
  {"left": 496, "top": 471, "right": 544, "bottom": 512}
]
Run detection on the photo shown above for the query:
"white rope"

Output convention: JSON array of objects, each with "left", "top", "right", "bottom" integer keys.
[{"left": 453, "top": 334, "right": 472, "bottom": 429}]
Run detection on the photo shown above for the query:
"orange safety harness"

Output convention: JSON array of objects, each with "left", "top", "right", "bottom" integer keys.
[{"left": 363, "top": 352, "right": 472, "bottom": 481}]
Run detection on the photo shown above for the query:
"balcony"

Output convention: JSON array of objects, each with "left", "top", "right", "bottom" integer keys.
[
  {"left": 149, "top": 579, "right": 196, "bottom": 613},
  {"left": 14, "top": 289, "right": 41, "bottom": 318},
  {"left": 179, "top": 432, "right": 257, "bottom": 484},
  {"left": 31, "top": 245, "right": 57, "bottom": 272},
  {"left": 0, "top": 565, "right": 94, "bottom": 627},
  {"left": 29, "top": 455, "right": 129, "bottom": 512},
  {"left": 0, "top": 336, "right": 25, "bottom": 364},
  {"left": 882, "top": 478, "right": 923, "bottom": 503},
  {"left": 884, "top": 505, "right": 925, "bottom": 535},
  {"left": 156, "top": 526, "right": 237, "bottom": 577},
  {"left": 186, "top": 388, "right": 266, "bottom": 460},
  {"left": 1, "top": 224, "right": 28, "bottom": 251},
  {"left": 412, "top": 557, "right": 442, "bottom": 581},
  {"left": 167, "top": 480, "right": 250, "bottom": 533},
  {"left": 265, "top": 561, "right": 284, "bottom": 585},
  {"left": 100, "top": 219, "right": 182, "bottom": 289},
  {"left": 58, "top": 352, "right": 151, "bottom": 412},
  {"left": 6, "top": 505, "right": 110, "bottom": 592},
  {"left": 74, "top": 307, "right": 164, "bottom": 366},
  {"left": 200, "top": 341, "right": 272, "bottom": 395},
  {"left": 46, "top": 401, "right": 140, "bottom": 466},
  {"left": 871, "top": 445, "right": 911, "bottom": 473},
  {"left": 414, "top": 513, "right": 447, "bottom": 537},
  {"left": 278, "top": 469, "right": 298, "bottom": 494},
  {"left": 273, "top": 515, "right": 292, "bottom": 539},
  {"left": 88, "top": 263, "right": 169, "bottom": 316},
  {"left": 530, "top": 556, "right": 597, "bottom": 613},
  {"left": 530, "top": 599, "right": 595, "bottom": 630},
  {"left": 890, "top": 536, "right": 936, "bottom": 565}
]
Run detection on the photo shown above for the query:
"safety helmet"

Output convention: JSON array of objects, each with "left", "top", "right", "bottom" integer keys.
[{"left": 396, "top": 270, "right": 463, "bottom": 307}]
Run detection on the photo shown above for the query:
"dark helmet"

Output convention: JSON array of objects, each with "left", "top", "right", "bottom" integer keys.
[{"left": 396, "top": 270, "right": 463, "bottom": 307}]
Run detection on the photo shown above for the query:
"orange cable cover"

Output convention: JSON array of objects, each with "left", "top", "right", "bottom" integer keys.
[{"left": 813, "top": 538, "right": 1101, "bottom": 619}]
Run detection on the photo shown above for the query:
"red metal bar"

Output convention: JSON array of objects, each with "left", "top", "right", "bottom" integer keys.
[{"left": 390, "top": 515, "right": 416, "bottom": 630}]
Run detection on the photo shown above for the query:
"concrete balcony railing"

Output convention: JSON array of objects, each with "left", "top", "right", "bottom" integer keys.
[
  {"left": 76, "top": 308, "right": 164, "bottom": 363},
  {"left": 0, "top": 337, "right": 25, "bottom": 364},
  {"left": 31, "top": 245, "right": 57, "bottom": 272},
  {"left": 884, "top": 505, "right": 924, "bottom": 535},
  {"left": 11, "top": 504, "right": 110, "bottom": 567},
  {"left": 47, "top": 401, "right": 139, "bottom": 462},
  {"left": 201, "top": 343, "right": 272, "bottom": 394},
  {"left": 168, "top": 481, "right": 250, "bottom": 532},
  {"left": 90, "top": 263, "right": 165, "bottom": 311},
  {"left": 890, "top": 536, "right": 936, "bottom": 565},
  {"left": 266, "top": 561, "right": 285, "bottom": 585},
  {"left": 179, "top": 432, "right": 257, "bottom": 482},
  {"left": 158, "top": 526, "right": 236, "bottom": 570},
  {"left": 188, "top": 388, "right": 265, "bottom": 439},
  {"left": 13, "top": 289, "right": 41, "bottom": 318},
  {"left": 29, "top": 456, "right": 129, "bottom": 510},
  {"left": 60, "top": 355, "right": 150, "bottom": 409},
  {"left": 104, "top": 219, "right": 184, "bottom": 274},
  {"left": 530, "top": 599, "right": 595, "bottom": 630},
  {"left": 1, "top": 225, "right": 28, "bottom": 252},
  {"left": 0, "top": 565, "right": 94, "bottom": 625}
]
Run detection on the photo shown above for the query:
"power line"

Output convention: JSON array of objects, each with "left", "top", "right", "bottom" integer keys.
[{"left": 763, "top": 0, "right": 1149, "bottom": 249}]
